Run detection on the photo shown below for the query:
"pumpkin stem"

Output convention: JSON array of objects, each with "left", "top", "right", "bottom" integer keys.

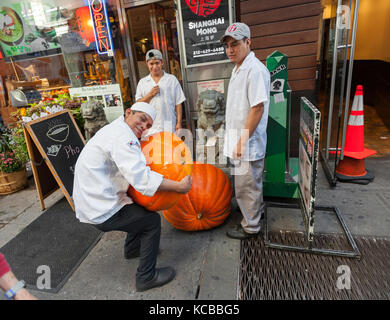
[{"left": 197, "top": 213, "right": 202, "bottom": 220}]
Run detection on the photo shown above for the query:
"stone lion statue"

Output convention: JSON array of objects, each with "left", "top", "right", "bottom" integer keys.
[
  {"left": 81, "top": 100, "right": 109, "bottom": 140},
  {"left": 196, "top": 89, "right": 225, "bottom": 162}
]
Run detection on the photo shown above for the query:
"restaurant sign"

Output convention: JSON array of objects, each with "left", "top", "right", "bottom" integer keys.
[
  {"left": 178, "top": 0, "right": 231, "bottom": 67},
  {"left": 88, "top": 0, "right": 114, "bottom": 56}
]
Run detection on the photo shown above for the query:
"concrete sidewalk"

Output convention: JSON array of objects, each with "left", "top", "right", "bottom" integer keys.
[
  {"left": 0, "top": 175, "right": 242, "bottom": 300},
  {"left": 1, "top": 156, "right": 389, "bottom": 300},
  {"left": 268, "top": 156, "right": 390, "bottom": 238}
]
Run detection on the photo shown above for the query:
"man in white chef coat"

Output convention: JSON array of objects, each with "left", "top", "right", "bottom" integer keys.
[
  {"left": 73, "top": 102, "right": 192, "bottom": 292},
  {"left": 221, "top": 22, "right": 270, "bottom": 240},
  {"left": 135, "top": 49, "right": 186, "bottom": 137}
]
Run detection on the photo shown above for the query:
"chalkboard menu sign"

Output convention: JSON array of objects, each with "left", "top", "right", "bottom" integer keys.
[
  {"left": 24, "top": 110, "right": 85, "bottom": 211},
  {"left": 178, "top": 0, "right": 231, "bottom": 67}
]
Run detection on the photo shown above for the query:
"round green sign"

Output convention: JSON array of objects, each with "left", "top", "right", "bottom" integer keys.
[{"left": 0, "top": 7, "right": 24, "bottom": 45}]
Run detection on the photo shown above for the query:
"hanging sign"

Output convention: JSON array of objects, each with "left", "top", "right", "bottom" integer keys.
[
  {"left": 69, "top": 84, "right": 123, "bottom": 123},
  {"left": 178, "top": 0, "right": 231, "bottom": 67},
  {"left": 88, "top": 0, "right": 114, "bottom": 56}
]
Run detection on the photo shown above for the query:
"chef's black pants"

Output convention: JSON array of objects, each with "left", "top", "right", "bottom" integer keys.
[{"left": 94, "top": 203, "right": 161, "bottom": 283}]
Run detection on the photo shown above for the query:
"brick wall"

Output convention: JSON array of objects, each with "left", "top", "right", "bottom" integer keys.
[{"left": 239, "top": 0, "right": 323, "bottom": 91}]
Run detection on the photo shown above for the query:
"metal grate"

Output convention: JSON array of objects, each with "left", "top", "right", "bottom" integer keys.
[{"left": 238, "top": 231, "right": 390, "bottom": 300}]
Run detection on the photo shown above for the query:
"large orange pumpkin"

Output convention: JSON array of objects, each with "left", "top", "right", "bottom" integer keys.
[
  {"left": 127, "top": 132, "right": 193, "bottom": 211},
  {"left": 162, "top": 162, "right": 232, "bottom": 231}
]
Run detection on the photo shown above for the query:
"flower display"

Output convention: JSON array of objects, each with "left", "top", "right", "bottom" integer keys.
[
  {"left": 11, "top": 89, "right": 85, "bottom": 134},
  {"left": 0, "top": 124, "right": 29, "bottom": 173},
  {"left": 0, "top": 151, "right": 23, "bottom": 173}
]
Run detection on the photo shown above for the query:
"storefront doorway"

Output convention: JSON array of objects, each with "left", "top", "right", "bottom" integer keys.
[
  {"left": 318, "top": 0, "right": 359, "bottom": 184},
  {"left": 120, "top": 0, "right": 234, "bottom": 135},
  {"left": 318, "top": 0, "right": 390, "bottom": 185},
  {"left": 124, "top": 1, "right": 182, "bottom": 86}
]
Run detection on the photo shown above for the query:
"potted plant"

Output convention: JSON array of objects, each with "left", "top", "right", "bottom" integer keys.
[{"left": 0, "top": 123, "right": 29, "bottom": 195}]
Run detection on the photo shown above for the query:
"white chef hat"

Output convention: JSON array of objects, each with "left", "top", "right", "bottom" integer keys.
[{"left": 130, "top": 102, "right": 156, "bottom": 121}]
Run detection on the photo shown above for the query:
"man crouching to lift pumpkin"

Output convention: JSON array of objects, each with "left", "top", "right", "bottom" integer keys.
[{"left": 73, "top": 102, "right": 192, "bottom": 292}]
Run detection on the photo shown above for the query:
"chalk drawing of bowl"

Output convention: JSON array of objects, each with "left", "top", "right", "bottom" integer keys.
[{"left": 47, "top": 124, "right": 69, "bottom": 142}]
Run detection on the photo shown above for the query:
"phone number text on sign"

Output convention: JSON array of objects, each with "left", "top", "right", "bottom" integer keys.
[{"left": 193, "top": 46, "right": 224, "bottom": 57}]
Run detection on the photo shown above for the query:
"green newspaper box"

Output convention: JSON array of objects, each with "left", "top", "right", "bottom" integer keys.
[{"left": 264, "top": 50, "right": 298, "bottom": 198}]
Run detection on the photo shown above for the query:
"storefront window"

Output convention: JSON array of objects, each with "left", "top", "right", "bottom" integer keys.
[{"left": 0, "top": 0, "right": 132, "bottom": 127}]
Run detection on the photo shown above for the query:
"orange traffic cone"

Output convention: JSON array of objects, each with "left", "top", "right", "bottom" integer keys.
[{"left": 335, "top": 85, "right": 376, "bottom": 184}]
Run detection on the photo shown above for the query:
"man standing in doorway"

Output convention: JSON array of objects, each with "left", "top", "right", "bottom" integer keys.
[
  {"left": 136, "top": 49, "right": 186, "bottom": 137},
  {"left": 221, "top": 22, "right": 270, "bottom": 240}
]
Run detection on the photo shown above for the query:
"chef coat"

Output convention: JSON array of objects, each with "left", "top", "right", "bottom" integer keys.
[
  {"left": 135, "top": 72, "right": 185, "bottom": 136},
  {"left": 73, "top": 115, "right": 163, "bottom": 224},
  {"left": 223, "top": 51, "right": 270, "bottom": 161}
]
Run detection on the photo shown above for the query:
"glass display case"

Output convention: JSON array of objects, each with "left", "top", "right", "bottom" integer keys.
[{"left": 0, "top": 0, "right": 132, "bottom": 126}]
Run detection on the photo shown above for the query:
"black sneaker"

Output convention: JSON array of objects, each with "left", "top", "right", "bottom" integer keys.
[
  {"left": 136, "top": 267, "right": 176, "bottom": 292},
  {"left": 226, "top": 225, "right": 260, "bottom": 240}
]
